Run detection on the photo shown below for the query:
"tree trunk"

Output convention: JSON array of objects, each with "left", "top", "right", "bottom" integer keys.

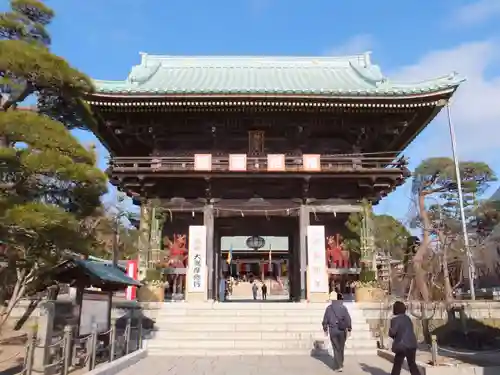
[
  {"left": 14, "top": 297, "right": 41, "bottom": 331},
  {"left": 420, "top": 302, "right": 432, "bottom": 344},
  {"left": 0, "top": 270, "right": 27, "bottom": 336},
  {"left": 413, "top": 192, "right": 431, "bottom": 302},
  {"left": 439, "top": 232, "right": 454, "bottom": 307}
]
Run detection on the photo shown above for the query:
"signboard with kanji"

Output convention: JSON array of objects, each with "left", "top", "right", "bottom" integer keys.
[{"left": 187, "top": 225, "right": 207, "bottom": 293}]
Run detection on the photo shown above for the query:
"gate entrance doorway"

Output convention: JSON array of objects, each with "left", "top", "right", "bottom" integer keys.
[
  {"left": 214, "top": 215, "right": 299, "bottom": 302},
  {"left": 220, "top": 236, "right": 290, "bottom": 301}
]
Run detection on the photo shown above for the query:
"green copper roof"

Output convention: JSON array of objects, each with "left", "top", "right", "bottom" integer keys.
[{"left": 92, "top": 52, "right": 464, "bottom": 97}]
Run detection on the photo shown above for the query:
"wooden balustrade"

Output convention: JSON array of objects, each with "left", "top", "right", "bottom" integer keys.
[{"left": 109, "top": 154, "right": 406, "bottom": 173}]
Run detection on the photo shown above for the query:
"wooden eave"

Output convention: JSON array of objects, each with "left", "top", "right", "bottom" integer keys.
[{"left": 85, "top": 90, "right": 454, "bottom": 109}]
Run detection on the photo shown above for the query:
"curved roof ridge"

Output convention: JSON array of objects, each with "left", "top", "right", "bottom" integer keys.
[
  {"left": 384, "top": 72, "right": 466, "bottom": 88},
  {"left": 139, "top": 52, "right": 373, "bottom": 68}
]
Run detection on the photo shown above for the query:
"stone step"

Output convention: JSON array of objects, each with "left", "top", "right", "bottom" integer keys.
[
  {"left": 153, "top": 323, "right": 371, "bottom": 332},
  {"left": 145, "top": 338, "right": 378, "bottom": 350},
  {"left": 156, "top": 307, "right": 366, "bottom": 315},
  {"left": 156, "top": 308, "right": 366, "bottom": 317},
  {"left": 155, "top": 316, "right": 366, "bottom": 326},
  {"left": 159, "top": 302, "right": 361, "bottom": 310},
  {"left": 157, "top": 306, "right": 343, "bottom": 312},
  {"left": 146, "top": 347, "right": 378, "bottom": 356},
  {"left": 153, "top": 330, "right": 374, "bottom": 340}
]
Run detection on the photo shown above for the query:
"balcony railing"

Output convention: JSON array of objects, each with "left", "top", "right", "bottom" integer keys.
[{"left": 109, "top": 154, "right": 407, "bottom": 174}]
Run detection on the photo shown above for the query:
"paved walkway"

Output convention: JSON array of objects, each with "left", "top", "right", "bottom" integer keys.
[{"left": 119, "top": 355, "right": 409, "bottom": 375}]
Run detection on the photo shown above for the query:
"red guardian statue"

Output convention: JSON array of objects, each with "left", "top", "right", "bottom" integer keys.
[
  {"left": 326, "top": 234, "right": 349, "bottom": 268},
  {"left": 163, "top": 234, "right": 188, "bottom": 268}
]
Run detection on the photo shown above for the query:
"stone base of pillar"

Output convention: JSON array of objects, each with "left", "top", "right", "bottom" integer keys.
[
  {"left": 185, "top": 292, "right": 206, "bottom": 302},
  {"left": 306, "top": 266, "right": 329, "bottom": 303},
  {"left": 307, "top": 292, "right": 329, "bottom": 303}
]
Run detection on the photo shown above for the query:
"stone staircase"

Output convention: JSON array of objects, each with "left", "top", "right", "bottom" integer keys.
[{"left": 146, "top": 302, "right": 378, "bottom": 356}]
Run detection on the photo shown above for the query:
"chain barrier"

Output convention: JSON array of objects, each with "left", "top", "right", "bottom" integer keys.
[{"left": 21, "top": 316, "right": 142, "bottom": 375}]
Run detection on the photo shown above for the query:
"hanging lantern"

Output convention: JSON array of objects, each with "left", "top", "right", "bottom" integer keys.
[{"left": 246, "top": 236, "right": 266, "bottom": 250}]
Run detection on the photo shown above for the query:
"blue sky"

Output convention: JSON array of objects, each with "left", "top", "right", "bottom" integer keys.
[{"left": 6, "top": 0, "right": 500, "bottom": 222}]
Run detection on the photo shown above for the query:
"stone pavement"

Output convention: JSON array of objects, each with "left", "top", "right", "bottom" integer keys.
[{"left": 117, "top": 355, "right": 410, "bottom": 375}]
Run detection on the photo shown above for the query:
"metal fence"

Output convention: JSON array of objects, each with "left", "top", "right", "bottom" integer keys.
[{"left": 22, "top": 317, "right": 142, "bottom": 375}]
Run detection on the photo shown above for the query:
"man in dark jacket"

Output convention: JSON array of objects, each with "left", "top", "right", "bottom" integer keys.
[
  {"left": 261, "top": 282, "right": 267, "bottom": 300},
  {"left": 389, "top": 301, "right": 421, "bottom": 375},
  {"left": 322, "top": 293, "right": 352, "bottom": 372}
]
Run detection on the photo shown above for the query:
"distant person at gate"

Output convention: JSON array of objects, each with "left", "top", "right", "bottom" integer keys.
[
  {"left": 322, "top": 293, "right": 351, "bottom": 372},
  {"left": 252, "top": 281, "right": 259, "bottom": 300},
  {"left": 261, "top": 281, "right": 267, "bottom": 300},
  {"left": 389, "top": 301, "right": 421, "bottom": 375}
]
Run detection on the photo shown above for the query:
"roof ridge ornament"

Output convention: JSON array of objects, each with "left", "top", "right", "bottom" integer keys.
[
  {"left": 362, "top": 51, "right": 372, "bottom": 68},
  {"left": 139, "top": 52, "right": 148, "bottom": 65},
  {"left": 128, "top": 62, "right": 161, "bottom": 85},
  {"left": 375, "top": 78, "right": 388, "bottom": 87}
]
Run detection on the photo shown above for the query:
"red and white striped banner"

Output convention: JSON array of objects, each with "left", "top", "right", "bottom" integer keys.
[{"left": 126, "top": 260, "right": 138, "bottom": 300}]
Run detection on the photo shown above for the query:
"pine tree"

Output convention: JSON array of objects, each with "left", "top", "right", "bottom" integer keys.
[
  {"left": 411, "top": 157, "right": 496, "bottom": 303},
  {"left": 0, "top": 0, "right": 107, "bottom": 332}
]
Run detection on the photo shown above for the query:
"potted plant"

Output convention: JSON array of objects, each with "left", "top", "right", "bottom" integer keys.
[
  {"left": 353, "top": 268, "right": 385, "bottom": 302},
  {"left": 137, "top": 269, "right": 165, "bottom": 302}
]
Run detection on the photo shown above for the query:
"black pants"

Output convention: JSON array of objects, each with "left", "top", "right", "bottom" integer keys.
[
  {"left": 262, "top": 292, "right": 267, "bottom": 300},
  {"left": 330, "top": 332, "right": 346, "bottom": 370},
  {"left": 391, "top": 349, "right": 421, "bottom": 375}
]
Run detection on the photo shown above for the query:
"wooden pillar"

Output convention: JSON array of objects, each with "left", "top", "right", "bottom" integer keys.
[
  {"left": 299, "top": 205, "right": 310, "bottom": 300},
  {"left": 204, "top": 204, "right": 215, "bottom": 300},
  {"left": 289, "top": 234, "right": 299, "bottom": 301},
  {"left": 214, "top": 230, "right": 221, "bottom": 298}
]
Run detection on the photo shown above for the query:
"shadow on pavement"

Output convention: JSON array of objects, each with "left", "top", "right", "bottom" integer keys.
[
  {"left": 359, "top": 362, "right": 390, "bottom": 375},
  {"left": 309, "top": 341, "right": 336, "bottom": 371},
  {"left": 311, "top": 353, "right": 336, "bottom": 371}
]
